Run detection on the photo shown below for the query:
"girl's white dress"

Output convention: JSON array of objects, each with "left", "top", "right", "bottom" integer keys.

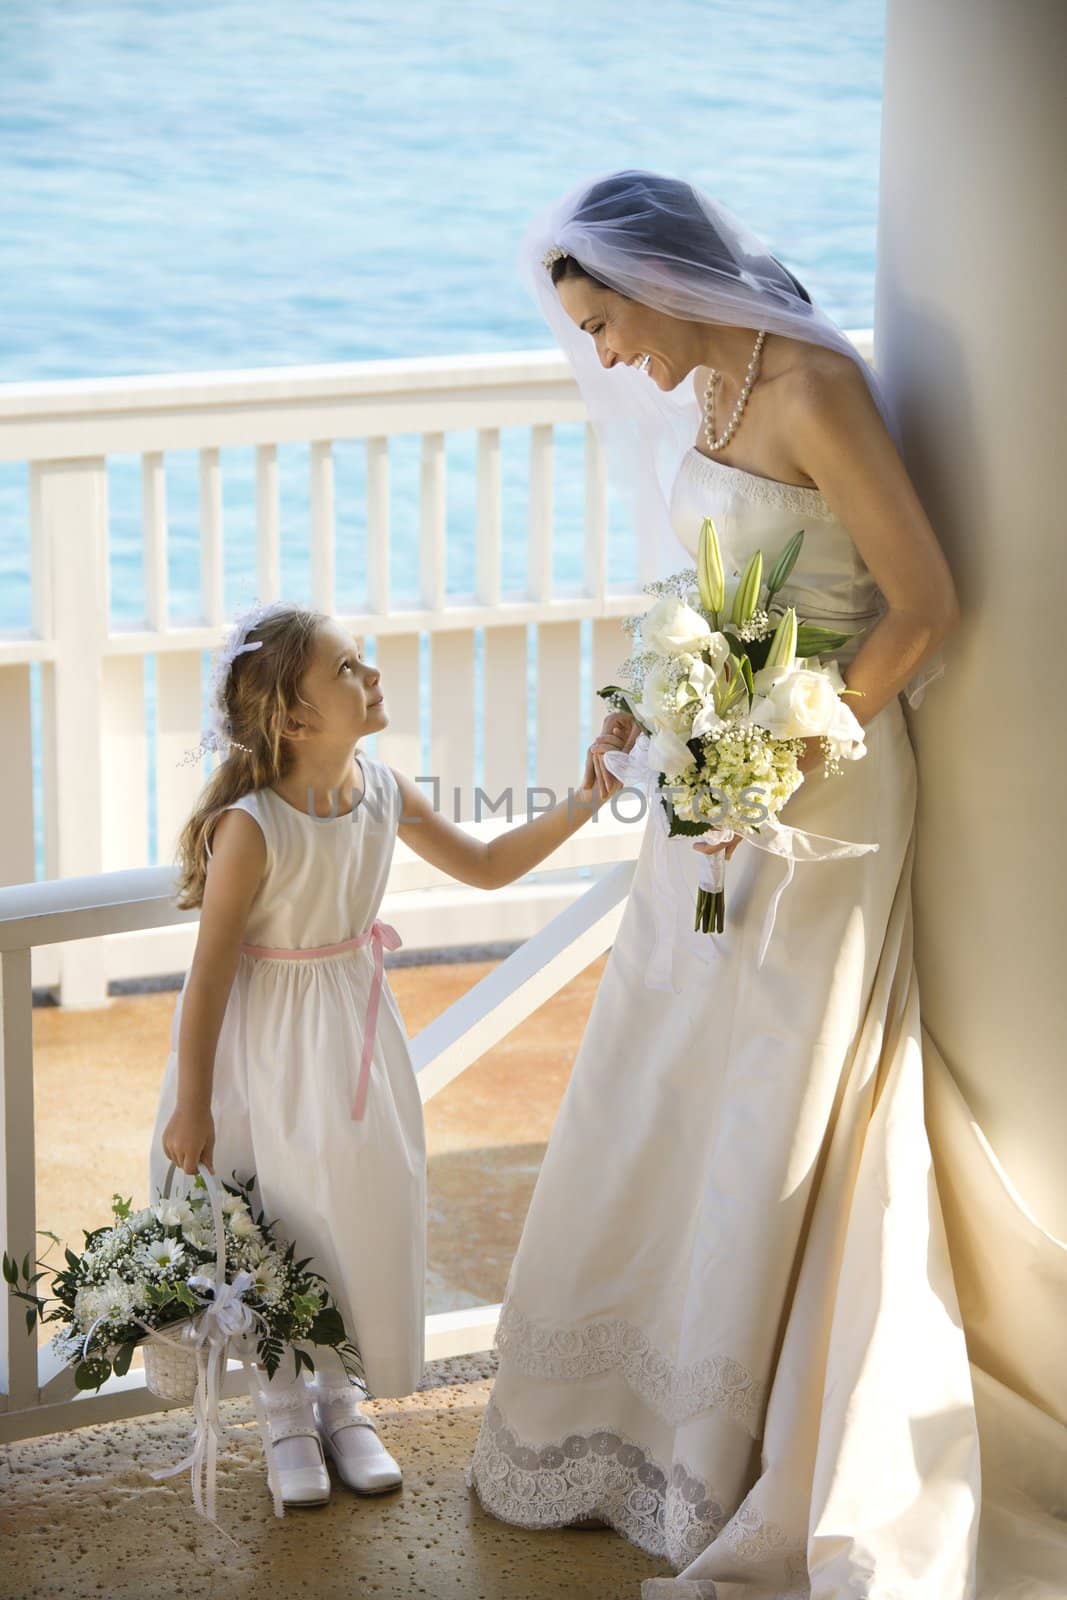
[
  {"left": 467, "top": 451, "right": 1067, "bottom": 1598},
  {"left": 149, "top": 750, "right": 426, "bottom": 1400}
]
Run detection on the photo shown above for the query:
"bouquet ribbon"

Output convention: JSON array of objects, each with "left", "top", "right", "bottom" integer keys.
[
  {"left": 603, "top": 733, "right": 879, "bottom": 993},
  {"left": 140, "top": 1272, "right": 280, "bottom": 1531}
]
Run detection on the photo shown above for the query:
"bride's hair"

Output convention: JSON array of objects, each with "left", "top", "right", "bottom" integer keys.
[{"left": 548, "top": 171, "right": 812, "bottom": 307}]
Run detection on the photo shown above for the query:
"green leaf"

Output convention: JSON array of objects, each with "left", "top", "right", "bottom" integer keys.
[
  {"left": 65, "top": 1248, "right": 80, "bottom": 1273},
  {"left": 2, "top": 1253, "right": 17, "bottom": 1286},
  {"left": 25, "top": 1307, "right": 36, "bottom": 1335},
  {"left": 308, "top": 1305, "right": 346, "bottom": 1345},
  {"left": 794, "top": 624, "right": 857, "bottom": 656},
  {"left": 765, "top": 529, "right": 805, "bottom": 597},
  {"left": 112, "top": 1341, "right": 136, "bottom": 1378},
  {"left": 666, "top": 813, "right": 708, "bottom": 839},
  {"left": 74, "top": 1357, "right": 111, "bottom": 1391}
]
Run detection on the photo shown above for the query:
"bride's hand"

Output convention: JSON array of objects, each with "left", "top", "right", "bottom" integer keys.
[
  {"left": 693, "top": 738, "right": 826, "bottom": 858},
  {"left": 795, "top": 737, "right": 826, "bottom": 778},
  {"left": 692, "top": 833, "right": 744, "bottom": 862},
  {"left": 590, "top": 712, "right": 641, "bottom": 798}
]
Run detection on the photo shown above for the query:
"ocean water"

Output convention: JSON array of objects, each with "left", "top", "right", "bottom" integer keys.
[{"left": 0, "top": 0, "right": 885, "bottom": 872}]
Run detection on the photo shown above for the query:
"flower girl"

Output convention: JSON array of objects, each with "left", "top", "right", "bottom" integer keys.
[{"left": 150, "top": 599, "right": 628, "bottom": 1508}]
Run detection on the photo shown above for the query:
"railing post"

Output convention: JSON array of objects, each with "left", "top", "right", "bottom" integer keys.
[
  {"left": 32, "top": 458, "right": 109, "bottom": 1006},
  {"left": 256, "top": 444, "right": 281, "bottom": 600},
  {"left": 0, "top": 946, "right": 39, "bottom": 1412},
  {"left": 528, "top": 424, "right": 553, "bottom": 603},
  {"left": 584, "top": 424, "right": 607, "bottom": 604}
]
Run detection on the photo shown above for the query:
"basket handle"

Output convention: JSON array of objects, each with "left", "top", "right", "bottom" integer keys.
[{"left": 162, "top": 1160, "right": 227, "bottom": 1291}]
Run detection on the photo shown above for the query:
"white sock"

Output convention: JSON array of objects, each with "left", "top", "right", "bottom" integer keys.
[{"left": 255, "top": 1364, "right": 322, "bottom": 1473}]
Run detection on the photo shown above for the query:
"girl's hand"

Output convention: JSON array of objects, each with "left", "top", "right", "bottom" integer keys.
[
  {"left": 588, "top": 712, "right": 642, "bottom": 800},
  {"left": 162, "top": 1104, "right": 215, "bottom": 1177},
  {"left": 580, "top": 729, "right": 627, "bottom": 802}
]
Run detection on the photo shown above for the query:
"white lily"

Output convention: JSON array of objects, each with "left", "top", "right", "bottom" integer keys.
[{"left": 648, "top": 724, "right": 697, "bottom": 779}]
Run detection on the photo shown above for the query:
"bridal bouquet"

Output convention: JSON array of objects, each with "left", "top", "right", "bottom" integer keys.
[
  {"left": 599, "top": 516, "right": 870, "bottom": 938},
  {"left": 3, "top": 1170, "right": 364, "bottom": 1392}
]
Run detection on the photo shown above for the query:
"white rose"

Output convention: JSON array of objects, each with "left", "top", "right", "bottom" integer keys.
[
  {"left": 824, "top": 695, "right": 868, "bottom": 761},
  {"left": 641, "top": 596, "right": 712, "bottom": 658},
  {"left": 749, "top": 668, "right": 841, "bottom": 740}
]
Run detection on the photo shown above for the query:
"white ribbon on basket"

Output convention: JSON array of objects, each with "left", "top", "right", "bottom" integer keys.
[
  {"left": 140, "top": 1165, "right": 285, "bottom": 1528},
  {"left": 602, "top": 732, "right": 880, "bottom": 993}
]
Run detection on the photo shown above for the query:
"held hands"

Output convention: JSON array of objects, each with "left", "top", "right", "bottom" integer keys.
[
  {"left": 161, "top": 1103, "right": 216, "bottom": 1177},
  {"left": 581, "top": 712, "right": 643, "bottom": 803}
]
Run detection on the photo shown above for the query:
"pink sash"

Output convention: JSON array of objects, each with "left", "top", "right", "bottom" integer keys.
[{"left": 238, "top": 920, "right": 403, "bottom": 1121}]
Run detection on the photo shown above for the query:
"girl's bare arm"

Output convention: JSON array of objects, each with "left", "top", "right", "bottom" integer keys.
[
  {"left": 163, "top": 809, "right": 265, "bottom": 1173},
  {"left": 391, "top": 728, "right": 625, "bottom": 891}
]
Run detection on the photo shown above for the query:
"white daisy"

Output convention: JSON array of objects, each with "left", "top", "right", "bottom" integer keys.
[{"left": 147, "top": 1238, "right": 187, "bottom": 1274}]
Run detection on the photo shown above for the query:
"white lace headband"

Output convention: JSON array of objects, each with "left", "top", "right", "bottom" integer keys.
[{"left": 177, "top": 598, "right": 292, "bottom": 768}]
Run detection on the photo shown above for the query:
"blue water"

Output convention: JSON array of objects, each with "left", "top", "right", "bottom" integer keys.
[{"left": 0, "top": 0, "right": 885, "bottom": 874}]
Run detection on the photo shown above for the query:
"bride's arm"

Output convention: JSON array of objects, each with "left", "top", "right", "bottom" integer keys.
[{"left": 784, "top": 359, "right": 961, "bottom": 729}]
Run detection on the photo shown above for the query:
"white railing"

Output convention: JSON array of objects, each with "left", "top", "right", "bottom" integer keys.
[
  {"left": 0, "top": 331, "right": 874, "bottom": 1441},
  {"left": 0, "top": 824, "right": 640, "bottom": 1444},
  {"left": 0, "top": 350, "right": 648, "bottom": 1005}
]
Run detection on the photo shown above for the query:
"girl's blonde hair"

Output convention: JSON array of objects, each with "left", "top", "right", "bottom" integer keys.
[{"left": 174, "top": 603, "right": 330, "bottom": 910}]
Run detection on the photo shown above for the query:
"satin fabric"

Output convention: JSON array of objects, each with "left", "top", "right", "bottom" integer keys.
[
  {"left": 149, "top": 753, "right": 427, "bottom": 1399},
  {"left": 466, "top": 452, "right": 1067, "bottom": 1597}
]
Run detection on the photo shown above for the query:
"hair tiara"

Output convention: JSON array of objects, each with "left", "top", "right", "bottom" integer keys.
[{"left": 177, "top": 597, "right": 291, "bottom": 767}]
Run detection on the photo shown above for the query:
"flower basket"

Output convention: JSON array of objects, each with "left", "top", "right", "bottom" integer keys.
[
  {"left": 141, "top": 1162, "right": 228, "bottom": 1403},
  {"left": 5, "top": 1158, "right": 366, "bottom": 1526}
]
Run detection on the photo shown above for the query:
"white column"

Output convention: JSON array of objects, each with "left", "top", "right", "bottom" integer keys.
[{"left": 876, "top": 0, "right": 1066, "bottom": 1234}]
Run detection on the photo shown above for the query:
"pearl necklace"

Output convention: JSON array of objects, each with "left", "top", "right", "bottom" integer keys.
[{"left": 703, "top": 328, "right": 767, "bottom": 453}]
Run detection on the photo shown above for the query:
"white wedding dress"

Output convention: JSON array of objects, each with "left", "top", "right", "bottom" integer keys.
[{"left": 467, "top": 449, "right": 1067, "bottom": 1598}]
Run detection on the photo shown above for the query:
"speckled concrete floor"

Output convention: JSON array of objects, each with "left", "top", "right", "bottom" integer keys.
[{"left": 0, "top": 1353, "right": 674, "bottom": 1600}]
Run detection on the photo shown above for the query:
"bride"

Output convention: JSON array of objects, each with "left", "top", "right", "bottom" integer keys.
[{"left": 466, "top": 171, "right": 1067, "bottom": 1598}]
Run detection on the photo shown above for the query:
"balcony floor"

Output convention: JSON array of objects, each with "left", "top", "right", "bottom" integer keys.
[{"left": 0, "top": 1352, "right": 675, "bottom": 1599}]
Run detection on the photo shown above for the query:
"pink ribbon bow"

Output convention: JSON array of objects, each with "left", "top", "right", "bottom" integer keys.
[{"left": 239, "top": 919, "right": 404, "bottom": 1120}]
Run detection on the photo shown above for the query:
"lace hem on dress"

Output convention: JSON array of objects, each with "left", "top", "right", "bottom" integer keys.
[
  {"left": 495, "top": 1299, "right": 768, "bottom": 1438},
  {"left": 467, "top": 1395, "right": 809, "bottom": 1595}
]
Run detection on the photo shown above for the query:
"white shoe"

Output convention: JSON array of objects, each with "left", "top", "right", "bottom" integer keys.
[
  {"left": 315, "top": 1392, "right": 402, "bottom": 1494},
  {"left": 267, "top": 1417, "right": 332, "bottom": 1507}
]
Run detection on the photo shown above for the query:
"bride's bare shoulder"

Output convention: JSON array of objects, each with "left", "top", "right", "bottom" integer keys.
[{"left": 777, "top": 341, "right": 875, "bottom": 417}]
